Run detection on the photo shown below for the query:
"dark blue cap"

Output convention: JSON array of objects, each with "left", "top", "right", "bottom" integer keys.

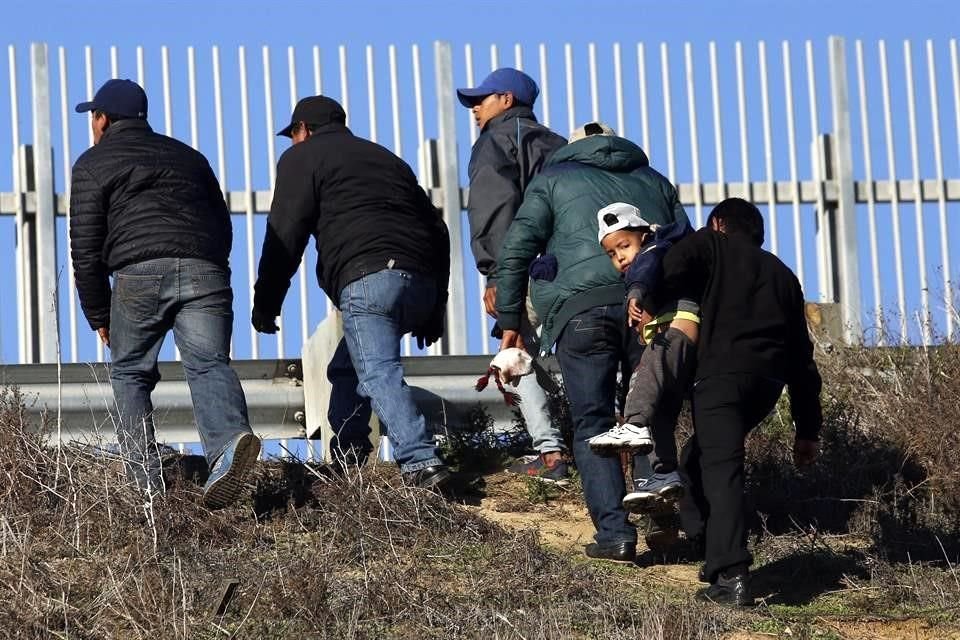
[
  {"left": 75, "top": 79, "right": 148, "bottom": 119},
  {"left": 457, "top": 68, "right": 539, "bottom": 108}
]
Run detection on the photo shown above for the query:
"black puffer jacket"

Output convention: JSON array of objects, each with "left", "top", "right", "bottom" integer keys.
[{"left": 69, "top": 119, "right": 232, "bottom": 330}]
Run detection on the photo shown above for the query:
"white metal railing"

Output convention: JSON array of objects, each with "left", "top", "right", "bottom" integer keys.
[{"left": 1, "top": 36, "right": 959, "bottom": 367}]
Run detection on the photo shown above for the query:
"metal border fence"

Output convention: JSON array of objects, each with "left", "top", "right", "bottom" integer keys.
[{"left": 1, "top": 36, "right": 959, "bottom": 367}]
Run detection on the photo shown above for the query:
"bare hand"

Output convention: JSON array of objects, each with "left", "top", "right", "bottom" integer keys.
[
  {"left": 483, "top": 284, "right": 498, "bottom": 319},
  {"left": 793, "top": 438, "right": 819, "bottom": 467},
  {"left": 97, "top": 327, "right": 110, "bottom": 347},
  {"left": 499, "top": 329, "right": 526, "bottom": 353},
  {"left": 627, "top": 298, "right": 654, "bottom": 343}
]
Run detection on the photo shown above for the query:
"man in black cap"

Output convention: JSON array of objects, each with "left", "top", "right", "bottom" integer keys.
[
  {"left": 252, "top": 96, "right": 452, "bottom": 489},
  {"left": 457, "top": 68, "right": 569, "bottom": 482},
  {"left": 70, "top": 78, "right": 260, "bottom": 508}
]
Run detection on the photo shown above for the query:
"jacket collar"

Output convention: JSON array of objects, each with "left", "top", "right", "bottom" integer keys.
[
  {"left": 100, "top": 118, "right": 153, "bottom": 142},
  {"left": 306, "top": 121, "right": 351, "bottom": 137},
  {"left": 481, "top": 105, "right": 538, "bottom": 133}
]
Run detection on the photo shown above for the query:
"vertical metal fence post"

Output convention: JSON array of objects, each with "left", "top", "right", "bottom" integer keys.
[
  {"left": 433, "top": 41, "right": 467, "bottom": 355},
  {"left": 30, "top": 43, "right": 58, "bottom": 363},
  {"left": 827, "top": 36, "right": 863, "bottom": 344}
]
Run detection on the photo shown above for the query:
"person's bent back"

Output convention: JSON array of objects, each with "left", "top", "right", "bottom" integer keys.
[{"left": 254, "top": 120, "right": 448, "bottom": 314}]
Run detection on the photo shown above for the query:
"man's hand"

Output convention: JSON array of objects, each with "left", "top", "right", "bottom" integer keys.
[
  {"left": 414, "top": 296, "right": 446, "bottom": 350},
  {"left": 793, "top": 438, "right": 819, "bottom": 467},
  {"left": 251, "top": 307, "right": 279, "bottom": 334},
  {"left": 499, "top": 329, "right": 526, "bottom": 353},
  {"left": 483, "top": 284, "right": 498, "bottom": 319},
  {"left": 97, "top": 327, "right": 110, "bottom": 348}
]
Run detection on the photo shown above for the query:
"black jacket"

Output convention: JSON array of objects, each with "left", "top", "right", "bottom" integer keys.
[
  {"left": 466, "top": 106, "right": 565, "bottom": 283},
  {"left": 661, "top": 228, "right": 823, "bottom": 439},
  {"left": 254, "top": 123, "right": 449, "bottom": 317},
  {"left": 69, "top": 119, "right": 232, "bottom": 330}
]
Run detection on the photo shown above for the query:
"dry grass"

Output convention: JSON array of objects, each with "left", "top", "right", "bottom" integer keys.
[
  {"left": 0, "top": 387, "right": 732, "bottom": 639},
  {"left": 1, "top": 327, "right": 960, "bottom": 638}
]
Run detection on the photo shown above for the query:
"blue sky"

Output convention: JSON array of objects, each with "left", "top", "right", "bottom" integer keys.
[{"left": 1, "top": 0, "right": 959, "bottom": 364}]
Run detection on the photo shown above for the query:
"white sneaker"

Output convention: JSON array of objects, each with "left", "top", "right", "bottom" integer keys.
[{"left": 587, "top": 423, "right": 653, "bottom": 454}]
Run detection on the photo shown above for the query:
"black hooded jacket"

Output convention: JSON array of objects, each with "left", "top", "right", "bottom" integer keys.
[
  {"left": 69, "top": 119, "right": 232, "bottom": 330},
  {"left": 661, "top": 227, "right": 823, "bottom": 439},
  {"left": 253, "top": 122, "right": 450, "bottom": 316}
]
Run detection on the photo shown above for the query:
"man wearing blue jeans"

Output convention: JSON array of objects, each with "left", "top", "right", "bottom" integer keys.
[
  {"left": 70, "top": 79, "right": 260, "bottom": 508},
  {"left": 496, "top": 122, "right": 690, "bottom": 561},
  {"left": 457, "top": 68, "right": 569, "bottom": 482},
  {"left": 252, "top": 96, "right": 451, "bottom": 488}
]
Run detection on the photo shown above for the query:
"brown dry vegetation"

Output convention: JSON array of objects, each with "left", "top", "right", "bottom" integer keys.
[{"left": 0, "top": 335, "right": 958, "bottom": 638}]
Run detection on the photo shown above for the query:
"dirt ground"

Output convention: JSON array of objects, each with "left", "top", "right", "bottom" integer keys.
[{"left": 465, "top": 472, "right": 960, "bottom": 640}]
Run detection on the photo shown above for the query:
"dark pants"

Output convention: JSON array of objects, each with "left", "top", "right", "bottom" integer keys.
[
  {"left": 623, "top": 327, "right": 697, "bottom": 472},
  {"left": 678, "top": 373, "right": 784, "bottom": 581},
  {"left": 555, "top": 304, "right": 643, "bottom": 545},
  {"left": 326, "top": 337, "right": 375, "bottom": 462}
]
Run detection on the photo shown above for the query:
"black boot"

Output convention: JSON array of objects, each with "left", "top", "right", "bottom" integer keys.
[
  {"left": 584, "top": 541, "right": 637, "bottom": 563},
  {"left": 695, "top": 572, "right": 753, "bottom": 607}
]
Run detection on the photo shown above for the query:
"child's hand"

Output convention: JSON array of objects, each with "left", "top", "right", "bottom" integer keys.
[{"left": 626, "top": 298, "right": 653, "bottom": 330}]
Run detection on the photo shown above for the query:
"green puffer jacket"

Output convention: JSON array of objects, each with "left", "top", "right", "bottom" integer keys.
[{"left": 495, "top": 135, "right": 690, "bottom": 352}]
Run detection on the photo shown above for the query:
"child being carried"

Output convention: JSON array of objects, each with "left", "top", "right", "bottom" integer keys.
[{"left": 590, "top": 202, "right": 699, "bottom": 513}]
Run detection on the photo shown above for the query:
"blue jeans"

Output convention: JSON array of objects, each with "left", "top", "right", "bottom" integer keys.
[
  {"left": 555, "top": 304, "right": 644, "bottom": 545},
  {"left": 326, "top": 336, "right": 374, "bottom": 461},
  {"left": 339, "top": 269, "right": 443, "bottom": 473},
  {"left": 109, "top": 258, "right": 252, "bottom": 492},
  {"left": 516, "top": 311, "right": 563, "bottom": 453}
]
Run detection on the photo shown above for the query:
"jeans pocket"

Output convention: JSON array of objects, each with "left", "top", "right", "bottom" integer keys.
[
  {"left": 363, "top": 270, "right": 411, "bottom": 315},
  {"left": 115, "top": 274, "right": 163, "bottom": 323}
]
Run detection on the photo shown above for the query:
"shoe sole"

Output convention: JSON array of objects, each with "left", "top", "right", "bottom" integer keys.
[
  {"left": 584, "top": 554, "right": 637, "bottom": 564},
  {"left": 694, "top": 591, "right": 755, "bottom": 607},
  {"left": 523, "top": 475, "right": 571, "bottom": 487},
  {"left": 202, "top": 433, "right": 261, "bottom": 509},
  {"left": 417, "top": 467, "right": 452, "bottom": 490},
  {"left": 623, "top": 484, "right": 685, "bottom": 513},
  {"left": 588, "top": 441, "right": 654, "bottom": 455}
]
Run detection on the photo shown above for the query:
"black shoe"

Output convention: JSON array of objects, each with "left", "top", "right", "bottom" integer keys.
[
  {"left": 643, "top": 503, "right": 681, "bottom": 553},
  {"left": 403, "top": 464, "right": 451, "bottom": 490},
  {"left": 695, "top": 573, "right": 754, "bottom": 607},
  {"left": 584, "top": 541, "right": 637, "bottom": 563}
]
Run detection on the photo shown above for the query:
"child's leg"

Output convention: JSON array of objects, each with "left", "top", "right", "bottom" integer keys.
[{"left": 648, "top": 327, "right": 697, "bottom": 473}]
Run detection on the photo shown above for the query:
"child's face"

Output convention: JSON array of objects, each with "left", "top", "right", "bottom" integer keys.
[{"left": 601, "top": 229, "right": 648, "bottom": 274}]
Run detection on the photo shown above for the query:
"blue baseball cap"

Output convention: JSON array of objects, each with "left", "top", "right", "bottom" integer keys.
[
  {"left": 457, "top": 68, "right": 539, "bottom": 108},
  {"left": 75, "top": 79, "right": 148, "bottom": 119}
]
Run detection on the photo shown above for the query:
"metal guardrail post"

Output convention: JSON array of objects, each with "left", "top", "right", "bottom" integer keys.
[
  {"left": 827, "top": 36, "right": 864, "bottom": 344},
  {"left": 29, "top": 43, "right": 59, "bottom": 363},
  {"left": 433, "top": 41, "right": 467, "bottom": 355}
]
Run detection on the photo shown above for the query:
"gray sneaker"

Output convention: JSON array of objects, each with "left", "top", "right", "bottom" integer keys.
[
  {"left": 623, "top": 471, "right": 685, "bottom": 513},
  {"left": 202, "top": 432, "right": 261, "bottom": 509}
]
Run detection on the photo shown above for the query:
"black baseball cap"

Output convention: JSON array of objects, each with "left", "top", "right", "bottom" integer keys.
[
  {"left": 277, "top": 95, "right": 347, "bottom": 137},
  {"left": 75, "top": 79, "right": 148, "bottom": 119}
]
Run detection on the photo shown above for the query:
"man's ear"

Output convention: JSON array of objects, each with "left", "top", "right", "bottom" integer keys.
[{"left": 502, "top": 92, "right": 515, "bottom": 108}]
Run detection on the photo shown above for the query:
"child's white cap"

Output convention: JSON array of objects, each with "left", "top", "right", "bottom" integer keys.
[{"left": 597, "top": 202, "right": 652, "bottom": 243}]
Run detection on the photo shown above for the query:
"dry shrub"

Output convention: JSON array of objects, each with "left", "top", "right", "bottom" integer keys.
[
  {"left": 745, "top": 334, "right": 960, "bottom": 563},
  {"left": 0, "top": 392, "right": 731, "bottom": 639}
]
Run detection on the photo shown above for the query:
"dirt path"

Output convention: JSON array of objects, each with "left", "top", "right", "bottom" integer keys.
[{"left": 465, "top": 472, "right": 960, "bottom": 640}]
